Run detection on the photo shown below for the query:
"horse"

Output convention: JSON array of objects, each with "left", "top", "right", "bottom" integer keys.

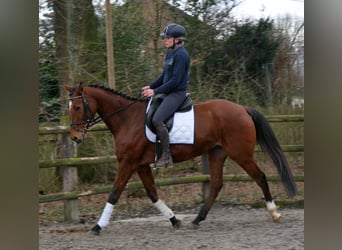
[{"left": 64, "top": 82, "right": 297, "bottom": 235}]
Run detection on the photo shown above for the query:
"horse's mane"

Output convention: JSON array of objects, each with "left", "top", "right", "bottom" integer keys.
[{"left": 87, "top": 83, "right": 146, "bottom": 102}]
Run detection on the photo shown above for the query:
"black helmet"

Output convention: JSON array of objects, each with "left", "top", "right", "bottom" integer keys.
[{"left": 160, "top": 23, "right": 186, "bottom": 40}]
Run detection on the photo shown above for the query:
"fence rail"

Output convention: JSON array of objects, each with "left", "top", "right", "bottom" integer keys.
[
  {"left": 39, "top": 114, "right": 304, "bottom": 135},
  {"left": 39, "top": 174, "right": 304, "bottom": 203},
  {"left": 39, "top": 114, "right": 304, "bottom": 221},
  {"left": 39, "top": 144, "right": 303, "bottom": 169}
]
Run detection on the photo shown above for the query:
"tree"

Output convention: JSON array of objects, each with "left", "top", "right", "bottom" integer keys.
[
  {"left": 40, "top": 0, "right": 303, "bottom": 114},
  {"left": 39, "top": 38, "right": 60, "bottom": 122},
  {"left": 105, "top": 0, "right": 116, "bottom": 88},
  {"left": 201, "top": 18, "right": 280, "bottom": 106},
  {"left": 53, "top": 0, "right": 105, "bottom": 116},
  {"left": 39, "top": 0, "right": 60, "bottom": 122},
  {"left": 272, "top": 15, "right": 304, "bottom": 106}
]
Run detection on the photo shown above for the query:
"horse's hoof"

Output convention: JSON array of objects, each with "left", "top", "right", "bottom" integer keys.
[
  {"left": 272, "top": 215, "right": 283, "bottom": 223},
  {"left": 90, "top": 224, "right": 101, "bottom": 235},
  {"left": 172, "top": 219, "right": 182, "bottom": 229},
  {"left": 191, "top": 222, "right": 200, "bottom": 230}
]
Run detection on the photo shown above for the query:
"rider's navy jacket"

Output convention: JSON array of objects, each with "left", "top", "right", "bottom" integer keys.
[{"left": 149, "top": 45, "right": 190, "bottom": 95}]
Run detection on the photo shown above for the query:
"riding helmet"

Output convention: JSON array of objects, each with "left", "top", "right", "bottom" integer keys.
[{"left": 160, "top": 23, "right": 186, "bottom": 40}]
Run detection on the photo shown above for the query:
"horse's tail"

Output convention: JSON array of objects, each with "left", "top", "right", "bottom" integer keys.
[{"left": 246, "top": 107, "right": 297, "bottom": 197}]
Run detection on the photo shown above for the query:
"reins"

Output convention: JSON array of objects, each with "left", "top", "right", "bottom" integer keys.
[{"left": 88, "top": 100, "right": 139, "bottom": 127}]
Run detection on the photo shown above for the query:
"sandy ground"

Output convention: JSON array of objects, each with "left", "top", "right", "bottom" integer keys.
[{"left": 39, "top": 204, "right": 304, "bottom": 250}]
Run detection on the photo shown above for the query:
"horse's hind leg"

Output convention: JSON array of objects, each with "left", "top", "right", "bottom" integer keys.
[
  {"left": 232, "top": 156, "right": 282, "bottom": 222},
  {"left": 137, "top": 165, "right": 181, "bottom": 229},
  {"left": 192, "top": 146, "right": 227, "bottom": 228}
]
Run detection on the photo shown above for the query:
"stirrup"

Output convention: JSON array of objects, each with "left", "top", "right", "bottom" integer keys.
[{"left": 153, "top": 154, "right": 173, "bottom": 168}]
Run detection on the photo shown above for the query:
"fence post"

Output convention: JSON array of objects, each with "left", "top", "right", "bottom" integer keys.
[
  {"left": 60, "top": 116, "right": 79, "bottom": 222},
  {"left": 63, "top": 161, "right": 78, "bottom": 222},
  {"left": 202, "top": 153, "right": 210, "bottom": 201}
]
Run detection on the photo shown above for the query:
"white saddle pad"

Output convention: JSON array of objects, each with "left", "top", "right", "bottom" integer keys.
[{"left": 145, "top": 99, "right": 194, "bottom": 144}]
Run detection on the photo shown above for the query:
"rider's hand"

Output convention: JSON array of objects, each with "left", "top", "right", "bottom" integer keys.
[
  {"left": 142, "top": 87, "right": 155, "bottom": 97},
  {"left": 141, "top": 86, "right": 150, "bottom": 97}
]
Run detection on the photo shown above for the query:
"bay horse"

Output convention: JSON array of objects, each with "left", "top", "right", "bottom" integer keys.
[{"left": 65, "top": 82, "right": 297, "bottom": 235}]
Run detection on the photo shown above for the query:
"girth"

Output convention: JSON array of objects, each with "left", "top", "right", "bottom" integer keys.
[{"left": 145, "top": 94, "right": 193, "bottom": 133}]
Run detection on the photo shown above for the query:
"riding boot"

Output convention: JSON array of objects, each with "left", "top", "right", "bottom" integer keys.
[{"left": 154, "top": 122, "right": 173, "bottom": 168}]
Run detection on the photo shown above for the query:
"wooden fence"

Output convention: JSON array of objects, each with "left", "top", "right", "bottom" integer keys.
[{"left": 39, "top": 114, "right": 304, "bottom": 221}]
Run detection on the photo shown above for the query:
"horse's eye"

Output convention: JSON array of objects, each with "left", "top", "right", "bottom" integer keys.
[{"left": 75, "top": 106, "right": 81, "bottom": 111}]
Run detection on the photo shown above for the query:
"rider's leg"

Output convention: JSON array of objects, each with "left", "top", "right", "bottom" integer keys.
[
  {"left": 152, "top": 91, "right": 186, "bottom": 168},
  {"left": 154, "top": 121, "right": 173, "bottom": 167}
]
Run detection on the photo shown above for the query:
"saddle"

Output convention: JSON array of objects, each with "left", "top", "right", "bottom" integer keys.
[{"left": 145, "top": 93, "right": 193, "bottom": 134}]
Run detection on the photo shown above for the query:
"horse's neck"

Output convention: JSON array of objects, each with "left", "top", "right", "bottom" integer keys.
[
  {"left": 96, "top": 92, "right": 127, "bottom": 113},
  {"left": 92, "top": 90, "right": 144, "bottom": 134}
]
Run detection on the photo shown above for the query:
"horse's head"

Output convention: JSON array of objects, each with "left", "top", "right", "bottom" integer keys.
[{"left": 64, "top": 82, "right": 96, "bottom": 144}]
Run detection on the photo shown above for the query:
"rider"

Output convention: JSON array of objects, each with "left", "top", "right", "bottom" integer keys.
[{"left": 142, "top": 23, "right": 190, "bottom": 168}]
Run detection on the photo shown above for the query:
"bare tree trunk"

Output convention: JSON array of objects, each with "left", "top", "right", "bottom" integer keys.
[
  {"left": 105, "top": 0, "right": 115, "bottom": 88},
  {"left": 53, "top": 0, "right": 70, "bottom": 116}
]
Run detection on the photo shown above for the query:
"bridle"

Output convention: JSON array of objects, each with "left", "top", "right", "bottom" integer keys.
[
  {"left": 68, "top": 93, "right": 96, "bottom": 139},
  {"left": 68, "top": 91, "right": 139, "bottom": 136}
]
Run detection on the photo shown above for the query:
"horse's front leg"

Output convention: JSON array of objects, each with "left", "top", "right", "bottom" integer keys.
[
  {"left": 137, "top": 165, "right": 181, "bottom": 229},
  {"left": 91, "top": 162, "right": 135, "bottom": 235}
]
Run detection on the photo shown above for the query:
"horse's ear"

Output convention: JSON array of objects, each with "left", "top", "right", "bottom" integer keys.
[
  {"left": 79, "top": 82, "right": 85, "bottom": 92},
  {"left": 64, "top": 85, "right": 72, "bottom": 92}
]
